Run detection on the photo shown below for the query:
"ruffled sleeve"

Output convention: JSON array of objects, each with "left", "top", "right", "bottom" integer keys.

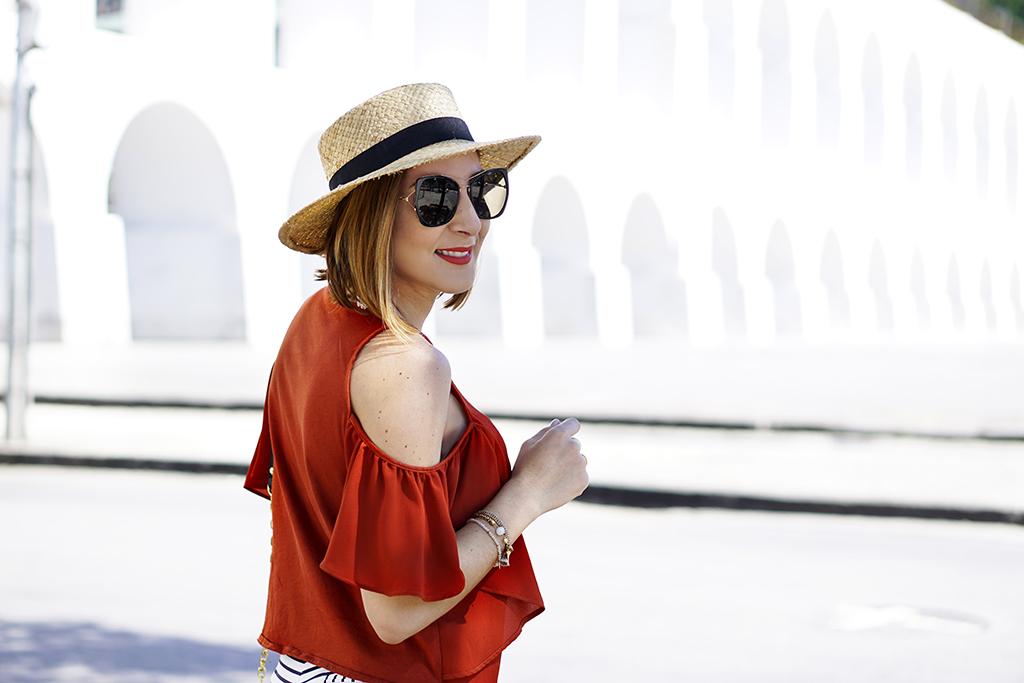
[{"left": 320, "top": 427, "right": 466, "bottom": 602}]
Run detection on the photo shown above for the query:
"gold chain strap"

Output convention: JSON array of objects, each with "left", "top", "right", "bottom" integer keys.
[
  {"left": 257, "top": 648, "right": 268, "bottom": 683},
  {"left": 257, "top": 467, "right": 274, "bottom": 682}
]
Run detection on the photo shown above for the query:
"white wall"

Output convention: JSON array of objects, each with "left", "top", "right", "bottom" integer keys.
[{"left": 7, "top": 0, "right": 1024, "bottom": 351}]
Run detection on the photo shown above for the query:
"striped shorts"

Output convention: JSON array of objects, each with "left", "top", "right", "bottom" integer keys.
[{"left": 272, "top": 654, "right": 368, "bottom": 683}]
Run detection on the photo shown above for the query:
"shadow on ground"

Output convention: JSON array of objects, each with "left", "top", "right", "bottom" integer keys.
[{"left": 0, "top": 620, "right": 276, "bottom": 683}]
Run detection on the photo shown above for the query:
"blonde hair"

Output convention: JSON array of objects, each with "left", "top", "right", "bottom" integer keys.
[{"left": 317, "top": 173, "right": 473, "bottom": 339}]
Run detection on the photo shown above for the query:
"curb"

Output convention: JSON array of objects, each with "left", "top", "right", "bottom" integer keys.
[{"left": 578, "top": 485, "right": 1024, "bottom": 526}]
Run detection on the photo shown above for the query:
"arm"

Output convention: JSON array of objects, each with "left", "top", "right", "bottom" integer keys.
[{"left": 351, "top": 334, "right": 588, "bottom": 644}]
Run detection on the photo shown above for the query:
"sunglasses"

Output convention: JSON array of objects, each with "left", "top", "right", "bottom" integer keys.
[{"left": 399, "top": 168, "right": 509, "bottom": 227}]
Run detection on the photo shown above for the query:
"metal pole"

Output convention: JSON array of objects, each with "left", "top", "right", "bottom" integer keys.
[{"left": 6, "top": 0, "right": 36, "bottom": 441}]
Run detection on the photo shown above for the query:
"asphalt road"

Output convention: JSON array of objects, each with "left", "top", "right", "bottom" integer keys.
[{"left": 2, "top": 465, "right": 1022, "bottom": 683}]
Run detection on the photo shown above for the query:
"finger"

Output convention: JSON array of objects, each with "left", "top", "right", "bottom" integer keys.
[
  {"left": 524, "top": 419, "right": 561, "bottom": 447},
  {"left": 553, "top": 417, "right": 581, "bottom": 436}
]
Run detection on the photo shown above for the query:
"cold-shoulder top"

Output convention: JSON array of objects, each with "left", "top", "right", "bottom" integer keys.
[{"left": 244, "top": 288, "right": 544, "bottom": 683}]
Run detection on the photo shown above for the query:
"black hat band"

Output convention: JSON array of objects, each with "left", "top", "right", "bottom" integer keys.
[{"left": 328, "top": 116, "right": 474, "bottom": 190}]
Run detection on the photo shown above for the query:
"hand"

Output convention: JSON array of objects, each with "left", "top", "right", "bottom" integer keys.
[{"left": 509, "top": 418, "right": 589, "bottom": 518}]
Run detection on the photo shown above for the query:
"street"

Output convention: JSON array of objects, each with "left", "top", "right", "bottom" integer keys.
[{"left": 2, "top": 464, "right": 1022, "bottom": 683}]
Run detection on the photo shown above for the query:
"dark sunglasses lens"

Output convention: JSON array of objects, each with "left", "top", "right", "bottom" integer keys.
[
  {"left": 468, "top": 169, "right": 509, "bottom": 220},
  {"left": 415, "top": 176, "right": 460, "bottom": 227}
]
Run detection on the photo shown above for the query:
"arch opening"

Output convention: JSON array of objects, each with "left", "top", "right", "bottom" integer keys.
[
  {"left": 946, "top": 254, "right": 966, "bottom": 332},
  {"left": 975, "top": 87, "right": 990, "bottom": 199},
  {"left": 759, "top": 0, "right": 792, "bottom": 147},
  {"left": 909, "top": 248, "right": 929, "bottom": 331},
  {"left": 532, "top": 177, "right": 598, "bottom": 338},
  {"left": 862, "top": 34, "right": 884, "bottom": 167},
  {"left": 904, "top": 55, "right": 924, "bottom": 184},
  {"left": 622, "top": 194, "right": 686, "bottom": 337},
  {"left": 814, "top": 11, "right": 841, "bottom": 150},
  {"left": 868, "top": 240, "right": 894, "bottom": 334},
  {"left": 765, "top": 220, "right": 801, "bottom": 336},
  {"left": 109, "top": 102, "right": 245, "bottom": 341},
  {"left": 712, "top": 208, "right": 746, "bottom": 340},
  {"left": 941, "top": 72, "right": 959, "bottom": 184},
  {"left": 288, "top": 134, "right": 330, "bottom": 300},
  {"left": 1007, "top": 100, "right": 1019, "bottom": 213},
  {"left": 704, "top": 0, "right": 735, "bottom": 119},
  {"left": 819, "top": 230, "right": 850, "bottom": 330}
]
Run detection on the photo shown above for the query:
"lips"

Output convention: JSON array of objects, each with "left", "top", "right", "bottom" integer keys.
[{"left": 435, "top": 246, "right": 473, "bottom": 265}]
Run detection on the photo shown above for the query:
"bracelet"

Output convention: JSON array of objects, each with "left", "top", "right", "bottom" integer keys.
[
  {"left": 468, "top": 517, "right": 503, "bottom": 567},
  {"left": 472, "top": 510, "right": 513, "bottom": 568}
]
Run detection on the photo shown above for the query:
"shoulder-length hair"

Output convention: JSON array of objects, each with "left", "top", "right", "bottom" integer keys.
[{"left": 316, "top": 172, "right": 473, "bottom": 338}]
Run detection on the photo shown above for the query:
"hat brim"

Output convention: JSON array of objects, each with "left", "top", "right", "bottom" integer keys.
[{"left": 279, "top": 134, "right": 541, "bottom": 254}]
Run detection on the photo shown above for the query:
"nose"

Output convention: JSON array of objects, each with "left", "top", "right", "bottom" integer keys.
[{"left": 448, "top": 185, "right": 483, "bottom": 235}]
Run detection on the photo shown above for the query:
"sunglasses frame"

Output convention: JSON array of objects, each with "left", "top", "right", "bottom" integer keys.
[{"left": 399, "top": 168, "right": 509, "bottom": 227}]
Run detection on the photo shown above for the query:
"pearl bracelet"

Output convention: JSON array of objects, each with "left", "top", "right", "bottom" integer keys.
[
  {"left": 468, "top": 517, "right": 503, "bottom": 567},
  {"left": 472, "top": 510, "right": 513, "bottom": 568}
]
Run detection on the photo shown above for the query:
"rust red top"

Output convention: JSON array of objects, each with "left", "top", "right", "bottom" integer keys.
[{"left": 244, "top": 289, "right": 544, "bottom": 683}]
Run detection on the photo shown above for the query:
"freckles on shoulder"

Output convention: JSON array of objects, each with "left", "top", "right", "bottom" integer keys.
[{"left": 350, "top": 333, "right": 453, "bottom": 467}]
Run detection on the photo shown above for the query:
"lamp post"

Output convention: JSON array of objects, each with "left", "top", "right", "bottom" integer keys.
[{"left": 6, "top": 0, "right": 37, "bottom": 440}]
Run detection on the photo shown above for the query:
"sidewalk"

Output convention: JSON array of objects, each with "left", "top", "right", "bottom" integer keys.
[
  {"left": 2, "top": 466, "right": 1023, "bottom": 683},
  {"left": 4, "top": 339, "right": 1024, "bottom": 520}
]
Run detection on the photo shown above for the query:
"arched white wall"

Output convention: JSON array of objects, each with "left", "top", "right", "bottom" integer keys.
[{"left": 17, "top": 0, "right": 1024, "bottom": 353}]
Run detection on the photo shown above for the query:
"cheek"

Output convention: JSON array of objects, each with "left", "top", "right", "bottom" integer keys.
[
  {"left": 391, "top": 235, "right": 416, "bottom": 276},
  {"left": 477, "top": 222, "right": 490, "bottom": 252},
  {"left": 390, "top": 221, "right": 434, "bottom": 274}
]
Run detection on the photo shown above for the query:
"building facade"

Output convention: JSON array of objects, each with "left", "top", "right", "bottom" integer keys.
[{"left": 5, "top": 0, "right": 1023, "bottom": 357}]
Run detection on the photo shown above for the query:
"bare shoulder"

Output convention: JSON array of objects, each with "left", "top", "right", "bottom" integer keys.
[{"left": 351, "top": 330, "right": 451, "bottom": 467}]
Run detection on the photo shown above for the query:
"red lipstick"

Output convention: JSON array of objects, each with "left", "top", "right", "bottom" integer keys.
[{"left": 435, "top": 247, "right": 473, "bottom": 265}]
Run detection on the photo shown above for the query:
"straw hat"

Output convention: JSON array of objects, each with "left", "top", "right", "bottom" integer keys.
[{"left": 279, "top": 83, "right": 541, "bottom": 254}]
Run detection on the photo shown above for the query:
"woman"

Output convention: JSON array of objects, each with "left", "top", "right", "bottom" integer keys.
[{"left": 244, "top": 83, "right": 589, "bottom": 683}]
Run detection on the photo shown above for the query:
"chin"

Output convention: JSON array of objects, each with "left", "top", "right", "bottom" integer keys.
[
  {"left": 440, "top": 285, "right": 473, "bottom": 298},
  {"left": 439, "top": 274, "right": 477, "bottom": 296}
]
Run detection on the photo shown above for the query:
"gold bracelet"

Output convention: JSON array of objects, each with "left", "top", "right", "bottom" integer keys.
[
  {"left": 468, "top": 517, "right": 503, "bottom": 567},
  {"left": 473, "top": 510, "right": 513, "bottom": 567}
]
